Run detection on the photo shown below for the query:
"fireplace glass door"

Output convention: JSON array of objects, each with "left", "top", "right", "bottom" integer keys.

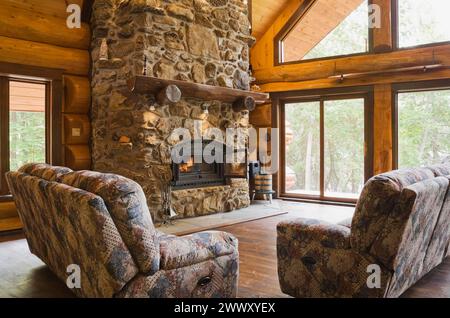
[{"left": 172, "top": 141, "right": 226, "bottom": 189}]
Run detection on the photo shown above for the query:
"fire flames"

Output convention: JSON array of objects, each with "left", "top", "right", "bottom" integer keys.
[{"left": 180, "top": 157, "right": 194, "bottom": 173}]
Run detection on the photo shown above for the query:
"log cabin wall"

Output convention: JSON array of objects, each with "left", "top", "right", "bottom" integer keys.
[
  {"left": 0, "top": 0, "right": 92, "bottom": 231},
  {"left": 250, "top": 0, "right": 450, "bottom": 193}
]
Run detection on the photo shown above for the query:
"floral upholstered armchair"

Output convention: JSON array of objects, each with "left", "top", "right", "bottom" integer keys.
[
  {"left": 6, "top": 164, "right": 239, "bottom": 298},
  {"left": 277, "top": 163, "right": 450, "bottom": 298}
]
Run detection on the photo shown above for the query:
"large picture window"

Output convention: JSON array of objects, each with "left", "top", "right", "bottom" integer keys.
[
  {"left": 396, "top": 0, "right": 450, "bottom": 48},
  {"left": 394, "top": 81, "right": 450, "bottom": 168},
  {"left": 0, "top": 77, "right": 48, "bottom": 196},
  {"left": 280, "top": 89, "right": 373, "bottom": 203},
  {"left": 277, "top": 0, "right": 369, "bottom": 64}
]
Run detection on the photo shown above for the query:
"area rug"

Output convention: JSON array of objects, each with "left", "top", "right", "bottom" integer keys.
[{"left": 157, "top": 200, "right": 288, "bottom": 236}]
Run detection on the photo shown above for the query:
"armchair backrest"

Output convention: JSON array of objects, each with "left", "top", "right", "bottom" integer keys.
[
  {"left": 351, "top": 166, "right": 438, "bottom": 252},
  {"left": 59, "top": 170, "right": 160, "bottom": 275},
  {"left": 372, "top": 177, "right": 449, "bottom": 296},
  {"left": 11, "top": 164, "right": 160, "bottom": 275},
  {"left": 6, "top": 166, "right": 139, "bottom": 297},
  {"left": 351, "top": 163, "right": 450, "bottom": 296}
]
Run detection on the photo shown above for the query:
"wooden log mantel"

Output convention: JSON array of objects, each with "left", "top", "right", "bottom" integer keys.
[{"left": 127, "top": 76, "right": 269, "bottom": 107}]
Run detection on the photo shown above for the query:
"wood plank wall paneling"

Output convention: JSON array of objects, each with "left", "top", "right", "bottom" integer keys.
[
  {"left": 251, "top": 0, "right": 305, "bottom": 70},
  {"left": 251, "top": 0, "right": 291, "bottom": 40},
  {"left": 0, "top": 0, "right": 91, "bottom": 227}
]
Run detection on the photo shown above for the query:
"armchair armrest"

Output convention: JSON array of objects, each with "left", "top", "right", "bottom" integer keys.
[
  {"left": 276, "top": 218, "right": 388, "bottom": 298},
  {"left": 277, "top": 218, "right": 351, "bottom": 250},
  {"left": 158, "top": 231, "right": 238, "bottom": 270}
]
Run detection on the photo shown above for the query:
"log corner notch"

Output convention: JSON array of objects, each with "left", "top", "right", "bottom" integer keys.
[
  {"left": 157, "top": 84, "right": 182, "bottom": 105},
  {"left": 233, "top": 96, "right": 256, "bottom": 112}
]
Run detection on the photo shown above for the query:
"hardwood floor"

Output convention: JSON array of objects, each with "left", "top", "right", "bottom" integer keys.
[{"left": 0, "top": 202, "right": 449, "bottom": 298}]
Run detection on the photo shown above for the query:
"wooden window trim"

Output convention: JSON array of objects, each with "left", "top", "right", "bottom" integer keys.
[
  {"left": 0, "top": 77, "right": 9, "bottom": 196},
  {"left": 392, "top": 79, "right": 450, "bottom": 169},
  {"left": 274, "top": 0, "right": 374, "bottom": 66},
  {"left": 392, "top": 0, "right": 450, "bottom": 51},
  {"left": 0, "top": 62, "right": 63, "bottom": 200},
  {"left": 272, "top": 86, "right": 374, "bottom": 204}
]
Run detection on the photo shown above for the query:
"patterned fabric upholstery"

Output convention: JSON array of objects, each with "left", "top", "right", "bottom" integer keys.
[
  {"left": 18, "top": 163, "right": 73, "bottom": 182},
  {"left": 423, "top": 176, "right": 450, "bottom": 272},
  {"left": 6, "top": 171, "right": 138, "bottom": 298},
  {"left": 60, "top": 171, "right": 159, "bottom": 274},
  {"left": 7, "top": 164, "right": 239, "bottom": 298},
  {"left": 159, "top": 231, "right": 238, "bottom": 270},
  {"left": 117, "top": 254, "right": 239, "bottom": 298},
  {"left": 277, "top": 219, "right": 389, "bottom": 298},
  {"left": 278, "top": 163, "right": 450, "bottom": 298}
]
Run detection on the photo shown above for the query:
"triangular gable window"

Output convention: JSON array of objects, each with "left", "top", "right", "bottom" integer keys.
[{"left": 281, "top": 0, "right": 369, "bottom": 63}]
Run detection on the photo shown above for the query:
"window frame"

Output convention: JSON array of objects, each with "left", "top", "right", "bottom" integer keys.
[
  {"left": 274, "top": 0, "right": 374, "bottom": 66},
  {"left": 0, "top": 62, "right": 63, "bottom": 200},
  {"left": 392, "top": 79, "right": 450, "bottom": 170},
  {"left": 392, "top": 0, "right": 450, "bottom": 51},
  {"left": 275, "top": 86, "right": 374, "bottom": 204}
]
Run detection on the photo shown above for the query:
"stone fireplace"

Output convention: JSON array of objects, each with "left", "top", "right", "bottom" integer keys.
[{"left": 90, "top": 0, "right": 255, "bottom": 223}]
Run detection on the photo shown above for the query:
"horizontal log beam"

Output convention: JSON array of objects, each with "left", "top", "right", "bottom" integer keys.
[
  {"left": 65, "top": 145, "right": 91, "bottom": 171},
  {"left": 0, "top": 36, "right": 90, "bottom": 76},
  {"left": 255, "top": 44, "right": 450, "bottom": 84},
  {"left": 260, "top": 67, "right": 450, "bottom": 93},
  {"left": 64, "top": 75, "right": 91, "bottom": 113},
  {"left": 0, "top": 4, "right": 90, "bottom": 50},
  {"left": 3, "top": 0, "right": 84, "bottom": 20},
  {"left": 0, "top": 201, "right": 17, "bottom": 219}
]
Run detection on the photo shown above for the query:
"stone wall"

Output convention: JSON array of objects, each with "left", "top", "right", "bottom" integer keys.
[{"left": 90, "top": 0, "right": 254, "bottom": 223}]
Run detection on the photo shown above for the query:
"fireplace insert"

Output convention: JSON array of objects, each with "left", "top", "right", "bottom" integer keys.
[{"left": 171, "top": 140, "right": 226, "bottom": 189}]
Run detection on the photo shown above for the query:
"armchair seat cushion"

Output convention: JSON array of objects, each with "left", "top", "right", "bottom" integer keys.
[
  {"left": 278, "top": 218, "right": 351, "bottom": 250},
  {"left": 159, "top": 231, "right": 238, "bottom": 270}
]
